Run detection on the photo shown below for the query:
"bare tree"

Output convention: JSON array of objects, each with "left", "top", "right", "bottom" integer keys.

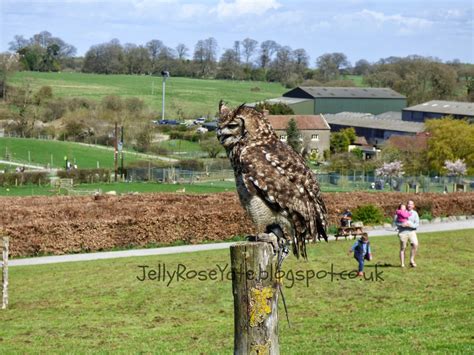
[
  {"left": 242, "top": 38, "right": 258, "bottom": 66},
  {"left": 175, "top": 43, "right": 189, "bottom": 60},
  {"left": 146, "top": 39, "right": 164, "bottom": 73},
  {"left": 293, "top": 48, "right": 309, "bottom": 75},
  {"left": 259, "top": 40, "right": 280, "bottom": 69},
  {"left": 316, "top": 52, "right": 350, "bottom": 81},
  {"left": 233, "top": 41, "right": 241, "bottom": 63}
]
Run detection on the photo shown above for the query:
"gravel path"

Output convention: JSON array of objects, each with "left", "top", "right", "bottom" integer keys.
[{"left": 8, "top": 220, "right": 473, "bottom": 267}]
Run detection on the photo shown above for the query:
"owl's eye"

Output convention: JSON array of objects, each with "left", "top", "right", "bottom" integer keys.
[{"left": 227, "top": 123, "right": 240, "bottom": 129}]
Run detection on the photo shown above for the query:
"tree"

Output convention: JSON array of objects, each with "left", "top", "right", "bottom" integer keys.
[
  {"left": 0, "top": 52, "right": 20, "bottom": 99},
  {"left": 425, "top": 117, "right": 474, "bottom": 174},
  {"left": 9, "top": 31, "right": 76, "bottom": 71},
  {"left": 258, "top": 40, "right": 280, "bottom": 70},
  {"left": 353, "top": 59, "right": 371, "bottom": 75},
  {"left": 286, "top": 118, "right": 301, "bottom": 153},
  {"left": 269, "top": 46, "right": 294, "bottom": 83},
  {"left": 217, "top": 49, "right": 242, "bottom": 79},
  {"left": 146, "top": 39, "right": 164, "bottom": 73},
  {"left": 242, "top": 38, "right": 258, "bottom": 66},
  {"left": 316, "top": 52, "right": 350, "bottom": 82},
  {"left": 200, "top": 136, "right": 223, "bottom": 158},
  {"left": 193, "top": 37, "right": 218, "bottom": 77},
  {"left": 124, "top": 44, "right": 151, "bottom": 74},
  {"left": 330, "top": 128, "right": 356, "bottom": 153},
  {"left": 444, "top": 159, "right": 467, "bottom": 176},
  {"left": 82, "top": 39, "right": 125, "bottom": 74},
  {"left": 255, "top": 101, "right": 294, "bottom": 115},
  {"left": 175, "top": 43, "right": 189, "bottom": 60},
  {"left": 293, "top": 48, "right": 309, "bottom": 75},
  {"left": 364, "top": 57, "right": 458, "bottom": 105}
]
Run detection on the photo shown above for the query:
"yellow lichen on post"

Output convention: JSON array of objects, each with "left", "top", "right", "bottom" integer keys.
[
  {"left": 251, "top": 342, "right": 271, "bottom": 355},
  {"left": 249, "top": 286, "right": 275, "bottom": 327}
]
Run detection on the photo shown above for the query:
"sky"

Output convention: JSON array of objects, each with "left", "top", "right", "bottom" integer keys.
[{"left": 1, "top": 0, "right": 473, "bottom": 66}]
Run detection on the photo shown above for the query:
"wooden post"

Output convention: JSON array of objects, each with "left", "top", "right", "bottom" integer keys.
[
  {"left": 231, "top": 242, "right": 280, "bottom": 355},
  {"left": 2, "top": 236, "right": 9, "bottom": 310}
]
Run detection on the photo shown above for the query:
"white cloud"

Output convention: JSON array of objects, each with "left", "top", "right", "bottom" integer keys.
[
  {"left": 177, "top": 3, "right": 208, "bottom": 19},
  {"left": 335, "top": 9, "right": 433, "bottom": 35},
  {"left": 213, "top": 0, "right": 281, "bottom": 18}
]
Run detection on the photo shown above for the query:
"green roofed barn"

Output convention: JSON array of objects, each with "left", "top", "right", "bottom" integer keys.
[{"left": 277, "top": 87, "right": 407, "bottom": 115}]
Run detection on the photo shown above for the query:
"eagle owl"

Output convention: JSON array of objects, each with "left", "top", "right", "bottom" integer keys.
[{"left": 217, "top": 102, "right": 328, "bottom": 259}]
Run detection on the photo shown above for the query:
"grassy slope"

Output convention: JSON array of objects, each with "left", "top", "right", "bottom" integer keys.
[
  {"left": 0, "top": 137, "right": 163, "bottom": 169},
  {"left": 0, "top": 229, "right": 472, "bottom": 353},
  {"left": 10, "top": 72, "right": 287, "bottom": 117},
  {"left": 0, "top": 181, "right": 237, "bottom": 196}
]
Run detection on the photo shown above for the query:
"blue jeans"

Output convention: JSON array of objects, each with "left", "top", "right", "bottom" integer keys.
[{"left": 354, "top": 254, "right": 364, "bottom": 272}]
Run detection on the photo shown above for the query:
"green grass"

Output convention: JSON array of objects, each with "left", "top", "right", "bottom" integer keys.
[
  {"left": 0, "top": 137, "right": 165, "bottom": 169},
  {"left": 342, "top": 74, "right": 367, "bottom": 87},
  {"left": 10, "top": 71, "right": 287, "bottom": 117},
  {"left": 0, "top": 229, "right": 472, "bottom": 353},
  {"left": 0, "top": 181, "right": 237, "bottom": 196}
]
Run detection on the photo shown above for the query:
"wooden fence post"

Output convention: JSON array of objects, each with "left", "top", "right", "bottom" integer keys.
[
  {"left": 2, "top": 236, "right": 9, "bottom": 310},
  {"left": 231, "top": 242, "right": 279, "bottom": 355}
]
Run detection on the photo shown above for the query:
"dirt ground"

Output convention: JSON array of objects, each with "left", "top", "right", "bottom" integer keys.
[{"left": 1, "top": 192, "right": 473, "bottom": 257}]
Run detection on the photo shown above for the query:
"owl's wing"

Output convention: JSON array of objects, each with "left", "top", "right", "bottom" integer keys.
[{"left": 240, "top": 141, "right": 328, "bottom": 259}]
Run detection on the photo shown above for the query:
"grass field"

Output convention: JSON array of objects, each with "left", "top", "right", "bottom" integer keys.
[
  {"left": 0, "top": 181, "right": 237, "bottom": 196},
  {"left": 10, "top": 71, "right": 287, "bottom": 117},
  {"left": 342, "top": 74, "right": 366, "bottom": 86},
  {"left": 0, "top": 229, "right": 472, "bottom": 353},
  {"left": 0, "top": 137, "right": 167, "bottom": 169}
]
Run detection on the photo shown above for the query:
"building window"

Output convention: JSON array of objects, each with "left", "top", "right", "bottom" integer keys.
[
  {"left": 280, "top": 135, "right": 287, "bottom": 141},
  {"left": 311, "top": 134, "right": 319, "bottom": 141}
]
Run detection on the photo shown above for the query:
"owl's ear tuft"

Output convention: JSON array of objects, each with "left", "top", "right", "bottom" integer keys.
[{"left": 219, "top": 100, "right": 230, "bottom": 117}]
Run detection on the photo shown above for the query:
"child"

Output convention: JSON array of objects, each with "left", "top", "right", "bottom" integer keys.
[
  {"left": 348, "top": 233, "right": 372, "bottom": 276},
  {"left": 395, "top": 203, "right": 411, "bottom": 225}
]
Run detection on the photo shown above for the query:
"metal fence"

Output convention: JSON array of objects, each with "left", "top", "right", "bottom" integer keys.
[{"left": 125, "top": 168, "right": 473, "bottom": 193}]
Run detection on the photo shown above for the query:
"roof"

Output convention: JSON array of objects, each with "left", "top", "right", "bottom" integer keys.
[
  {"left": 283, "top": 86, "right": 406, "bottom": 99},
  {"left": 323, "top": 112, "right": 424, "bottom": 133},
  {"left": 403, "top": 100, "right": 474, "bottom": 117},
  {"left": 353, "top": 136, "right": 369, "bottom": 146},
  {"left": 375, "top": 111, "right": 402, "bottom": 120},
  {"left": 387, "top": 133, "right": 429, "bottom": 152},
  {"left": 246, "top": 96, "right": 312, "bottom": 107},
  {"left": 266, "top": 115, "right": 330, "bottom": 131}
]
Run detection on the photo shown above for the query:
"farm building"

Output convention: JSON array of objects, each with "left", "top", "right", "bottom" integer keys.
[
  {"left": 323, "top": 112, "right": 425, "bottom": 147},
  {"left": 266, "top": 115, "right": 330, "bottom": 157},
  {"left": 402, "top": 100, "right": 474, "bottom": 122},
  {"left": 279, "top": 87, "right": 407, "bottom": 115}
]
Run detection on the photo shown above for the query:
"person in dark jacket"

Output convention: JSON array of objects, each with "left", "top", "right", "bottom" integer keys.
[{"left": 348, "top": 233, "right": 372, "bottom": 276}]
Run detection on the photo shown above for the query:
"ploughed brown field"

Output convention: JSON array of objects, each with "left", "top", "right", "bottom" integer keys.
[{"left": 1, "top": 192, "right": 473, "bottom": 257}]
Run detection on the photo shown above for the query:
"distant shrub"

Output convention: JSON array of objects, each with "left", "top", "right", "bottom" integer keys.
[
  {"left": 176, "top": 159, "right": 204, "bottom": 171},
  {"left": 255, "top": 101, "right": 294, "bottom": 115},
  {"left": 149, "top": 145, "right": 170, "bottom": 156},
  {"left": 102, "top": 95, "right": 122, "bottom": 111},
  {"left": 57, "top": 169, "right": 111, "bottom": 183},
  {"left": 68, "top": 97, "right": 95, "bottom": 111},
  {"left": 41, "top": 99, "right": 67, "bottom": 121},
  {"left": 0, "top": 171, "right": 49, "bottom": 186},
  {"left": 124, "top": 97, "right": 145, "bottom": 113},
  {"left": 169, "top": 131, "right": 200, "bottom": 142},
  {"left": 33, "top": 86, "right": 53, "bottom": 105},
  {"left": 352, "top": 204, "right": 384, "bottom": 225}
]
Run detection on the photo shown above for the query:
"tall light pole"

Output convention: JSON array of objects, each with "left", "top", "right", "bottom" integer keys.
[{"left": 161, "top": 70, "right": 170, "bottom": 120}]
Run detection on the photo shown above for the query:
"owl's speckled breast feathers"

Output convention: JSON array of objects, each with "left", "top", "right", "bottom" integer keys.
[{"left": 217, "top": 102, "right": 328, "bottom": 259}]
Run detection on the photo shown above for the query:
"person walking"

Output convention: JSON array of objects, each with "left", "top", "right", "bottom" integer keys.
[{"left": 394, "top": 200, "right": 419, "bottom": 267}]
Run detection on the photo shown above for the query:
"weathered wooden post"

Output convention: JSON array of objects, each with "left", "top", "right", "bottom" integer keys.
[
  {"left": 2, "top": 236, "right": 9, "bottom": 310},
  {"left": 231, "top": 242, "right": 280, "bottom": 354}
]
